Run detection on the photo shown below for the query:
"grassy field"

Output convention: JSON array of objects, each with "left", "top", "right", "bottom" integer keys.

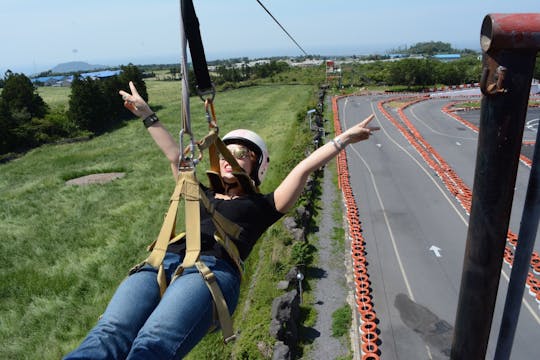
[{"left": 0, "top": 80, "right": 315, "bottom": 359}]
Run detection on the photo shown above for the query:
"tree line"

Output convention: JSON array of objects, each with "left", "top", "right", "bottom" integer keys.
[
  {"left": 350, "top": 56, "right": 483, "bottom": 89},
  {"left": 0, "top": 65, "right": 146, "bottom": 157},
  {"left": 2, "top": 54, "right": 538, "bottom": 158},
  {"left": 347, "top": 55, "right": 540, "bottom": 89}
]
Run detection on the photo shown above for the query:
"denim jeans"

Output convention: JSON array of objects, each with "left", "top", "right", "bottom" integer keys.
[{"left": 64, "top": 253, "right": 240, "bottom": 360}]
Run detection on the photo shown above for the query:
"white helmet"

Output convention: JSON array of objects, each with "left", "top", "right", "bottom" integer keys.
[{"left": 223, "top": 129, "right": 270, "bottom": 185}]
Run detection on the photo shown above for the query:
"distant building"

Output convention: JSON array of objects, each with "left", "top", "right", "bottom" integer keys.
[
  {"left": 31, "top": 69, "right": 122, "bottom": 86},
  {"left": 388, "top": 53, "right": 408, "bottom": 59},
  {"left": 80, "top": 69, "right": 122, "bottom": 79},
  {"left": 432, "top": 54, "right": 461, "bottom": 62}
]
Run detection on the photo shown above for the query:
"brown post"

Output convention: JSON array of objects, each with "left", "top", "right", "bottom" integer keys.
[{"left": 451, "top": 13, "right": 540, "bottom": 360}]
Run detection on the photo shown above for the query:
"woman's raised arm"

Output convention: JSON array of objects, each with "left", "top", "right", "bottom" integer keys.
[
  {"left": 273, "top": 114, "right": 378, "bottom": 213},
  {"left": 119, "top": 81, "right": 180, "bottom": 179}
]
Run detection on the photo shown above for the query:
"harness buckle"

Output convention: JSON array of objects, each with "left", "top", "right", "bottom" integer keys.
[{"left": 201, "top": 269, "right": 217, "bottom": 283}]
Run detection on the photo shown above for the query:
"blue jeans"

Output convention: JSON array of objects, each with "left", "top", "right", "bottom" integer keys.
[{"left": 64, "top": 253, "right": 240, "bottom": 360}]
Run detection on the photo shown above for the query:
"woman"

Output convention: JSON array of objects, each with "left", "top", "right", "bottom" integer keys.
[{"left": 65, "top": 81, "right": 378, "bottom": 359}]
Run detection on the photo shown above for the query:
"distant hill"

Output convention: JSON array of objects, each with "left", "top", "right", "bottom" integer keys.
[{"left": 51, "top": 61, "right": 109, "bottom": 74}]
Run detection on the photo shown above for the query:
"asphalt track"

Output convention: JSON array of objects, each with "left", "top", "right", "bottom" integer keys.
[{"left": 337, "top": 94, "right": 540, "bottom": 360}]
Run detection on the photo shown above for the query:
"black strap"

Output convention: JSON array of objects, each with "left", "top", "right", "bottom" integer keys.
[{"left": 181, "top": 0, "right": 213, "bottom": 93}]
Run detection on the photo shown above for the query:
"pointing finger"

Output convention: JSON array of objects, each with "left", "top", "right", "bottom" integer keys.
[{"left": 360, "top": 114, "right": 375, "bottom": 127}]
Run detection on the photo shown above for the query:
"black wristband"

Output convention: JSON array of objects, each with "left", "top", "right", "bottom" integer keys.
[{"left": 143, "top": 113, "right": 159, "bottom": 128}]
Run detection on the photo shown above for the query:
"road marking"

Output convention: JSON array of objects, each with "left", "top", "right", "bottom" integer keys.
[
  {"left": 429, "top": 245, "right": 442, "bottom": 258},
  {"left": 409, "top": 106, "right": 476, "bottom": 140},
  {"left": 378, "top": 98, "right": 540, "bottom": 324},
  {"left": 341, "top": 99, "right": 416, "bottom": 301},
  {"left": 526, "top": 118, "right": 539, "bottom": 132},
  {"left": 340, "top": 96, "right": 540, "bottom": 325}
]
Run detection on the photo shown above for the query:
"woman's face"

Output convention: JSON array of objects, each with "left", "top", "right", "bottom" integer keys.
[{"left": 219, "top": 144, "right": 256, "bottom": 184}]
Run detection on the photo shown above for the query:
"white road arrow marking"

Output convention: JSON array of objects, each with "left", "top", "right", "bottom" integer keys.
[{"left": 429, "top": 245, "right": 442, "bottom": 258}]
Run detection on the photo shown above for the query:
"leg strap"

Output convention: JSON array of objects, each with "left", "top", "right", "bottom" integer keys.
[{"left": 194, "top": 261, "right": 237, "bottom": 343}]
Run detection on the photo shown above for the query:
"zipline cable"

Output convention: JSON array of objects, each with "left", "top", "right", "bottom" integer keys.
[{"left": 255, "top": 0, "right": 309, "bottom": 56}]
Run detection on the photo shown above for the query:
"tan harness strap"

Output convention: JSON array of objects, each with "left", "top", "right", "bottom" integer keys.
[
  {"left": 179, "top": 170, "right": 201, "bottom": 270},
  {"left": 195, "top": 261, "right": 237, "bottom": 343},
  {"left": 200, "top": 128, "right": 258, "bottom": 195},
  {"left": 143, "top": 175, "right": 185, "bottom": 295},
  {"left": 199, "top": 191, "right": 242, "bottom": 240},
  {"left": 132, "top": 136, "right": 249, "bottom": 342}
]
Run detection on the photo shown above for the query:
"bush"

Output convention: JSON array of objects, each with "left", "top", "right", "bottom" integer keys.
[
  {"left": 331, "top": 304, "right": 352, "bottom": 337},
  {"left": 291, "top": 241, "right": 315, "bottom": 265}
]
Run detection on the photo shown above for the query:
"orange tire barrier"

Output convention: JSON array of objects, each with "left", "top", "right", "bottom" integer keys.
[
  {"left": 360, "top": 321, "right": 377, "bottom": 334},
  {"left": 529, "top": 285, "right": 540, "bottom": 297},
  {"left": 362, "top": 331, "right": 379, "bottom": 344},
  {"left": 333, "top": 95, "right": 381, "bottom": 358},
  {"left": 355, "top": 265, "right": 368, "bottom": 275},
  {"left": 361, "top": 310, "right": 377, "bottom": 323},
  {"left": 361, "top": 342, "right": 380, "bottom": 356},
  {"left": 355, "top": 274, "right": 369, "bottom": 284},
  {"left": 362, "top": 353, "right": 380, "bottom": 360},
  {"left": 534, "top": 263, "right": 540, "bottom": 275},
  {"left": 358, "top": 302, "right": 373, "bottom": 315},
  {"left": 356, "top": 281, "right": 371, "bottom": 291},
  {"left": 356, "top": 287, "right": 371, "bottom": 297}
]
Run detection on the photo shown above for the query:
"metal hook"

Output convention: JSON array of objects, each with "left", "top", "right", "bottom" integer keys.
[{"left": 480, "top": 54, "right": 508, "bottom": 96}]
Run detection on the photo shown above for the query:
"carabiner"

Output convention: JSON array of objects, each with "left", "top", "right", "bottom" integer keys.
[
  {"left": 178, "top": 129, "right": 197, "bottom": 170},
  {"left": 204, "top": 98, "right": 218, "bottom": 128}
]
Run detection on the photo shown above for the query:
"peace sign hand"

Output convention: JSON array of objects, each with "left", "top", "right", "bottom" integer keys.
[{"left": 118, "top": 81, "right": 154, "bottom": 118}]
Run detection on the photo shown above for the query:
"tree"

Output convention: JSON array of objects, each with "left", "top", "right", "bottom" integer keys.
[
  {"left": 119, "top": 64, "right": 148, "bottom": 101},
  {"left": 1, "top": 72, "right": 48, "bottom": 119},
  {"left": 68, "top": 75, "right": 107, "bottom": 133},
  {"left": 387, "top": 59, "right": 435, "bottom": 88},
  {"left": 408, "top": 41, "right": 453, "bottom": 55},
  {"left": 100, "top": 75, "right": 126, "bottom": 125},
  {"left": 68, "top": 64, "right": 149, "bottom": 134},
  {"left": 0, "top": 71, "right": 49, "bottom": 153},
  {"left": 0, "top": 98, "right": 13, "bottom": 153}
]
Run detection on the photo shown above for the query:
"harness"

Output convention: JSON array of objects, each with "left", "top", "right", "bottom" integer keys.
[{"left": 130, "top": 0, "right": 257, "bottom": 343}]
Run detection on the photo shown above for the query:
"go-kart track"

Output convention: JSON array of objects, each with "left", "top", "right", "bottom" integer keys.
[{"left": 335, "top": 93, "right": 540, "bottom": 360}]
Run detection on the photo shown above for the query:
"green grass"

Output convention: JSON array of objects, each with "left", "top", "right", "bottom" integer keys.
[
  {"left": 331, "top": 304, "right": 352, "bottom": 338},
  {"left": 36, "top": 86, "right": 71, "bottom": 111},
  {"left": 0, "top": 80, "right": 314, "bottom": 359}
]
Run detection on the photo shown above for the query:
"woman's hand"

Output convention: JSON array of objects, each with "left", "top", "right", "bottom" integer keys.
[
  {"left": 118, "top": 81, "right": 154, "bottom": 118},
  {"left": 340, "top": 114, "right": 379, "bottom": 146}
]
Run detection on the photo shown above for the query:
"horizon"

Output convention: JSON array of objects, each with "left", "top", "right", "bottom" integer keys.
[
  {"left": 3, "top": 39, "right": 481, "bottom": 77},
  {"left": 4, "top": 1, "right": 534, "bottom": 77}
]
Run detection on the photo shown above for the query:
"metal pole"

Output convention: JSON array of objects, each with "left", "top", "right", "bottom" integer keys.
[
  {"left": 495, "top": 107, "right": 540, "bottom": 360},
  {"left": 451, "top": 13, "right": 540, "bottom": 360}
]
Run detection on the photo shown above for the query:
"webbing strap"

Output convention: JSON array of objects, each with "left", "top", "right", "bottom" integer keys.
[
  {"left": 143, "top": 170, "right": 200, "bottom": 296},
  {"left": 199, "top": 192, "right": 242, "bottom": 240},
  {"left": 179, "top": 170, "right": 201, "bottom": 269},
  {"left": 195, "top": 261, "right": 236, "bottom": 343},
  {"left": 214, "top": 234, "right": 244, "bottom": 276},
  {"left": 181, "top": 0, "right": 212, "bottom": 93},
  {"left": 197, "top": 128, "right": 258, "bottom": 194}
]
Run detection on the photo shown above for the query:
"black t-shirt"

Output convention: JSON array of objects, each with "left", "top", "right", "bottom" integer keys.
[{"left": 168, "top": 185, "right": 284, "bottom": 263}]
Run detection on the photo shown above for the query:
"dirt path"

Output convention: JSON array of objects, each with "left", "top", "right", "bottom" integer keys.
[{"left": 306, "top": 164, "right": 350, "bottom": 359}]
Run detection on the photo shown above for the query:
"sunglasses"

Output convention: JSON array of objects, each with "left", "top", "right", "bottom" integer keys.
[{"left": 219, "top": 145, "right": 251, "bottom": 161}]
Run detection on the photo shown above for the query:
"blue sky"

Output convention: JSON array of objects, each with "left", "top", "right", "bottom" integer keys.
[{"left": 1, "top": 0, "right": 538, "bottom": 75}]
